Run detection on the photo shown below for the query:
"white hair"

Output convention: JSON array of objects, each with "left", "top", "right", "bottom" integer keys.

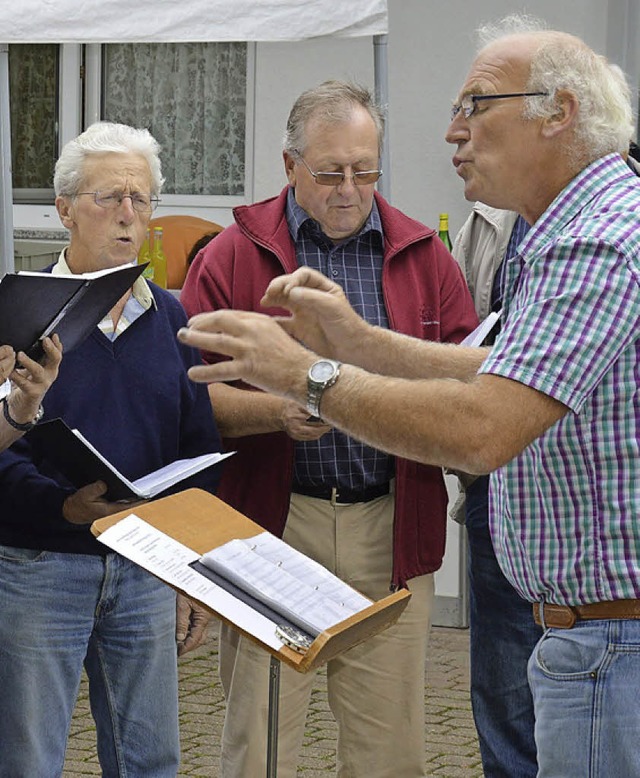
[
  {"left": 54, "top": 121, "right": 164, "bottom": 197},
  {"left": 477, "top": 15, "right": 635, "bottom": 161}
]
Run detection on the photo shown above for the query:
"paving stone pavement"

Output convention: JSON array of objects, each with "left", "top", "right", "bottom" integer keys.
[{"left": 64, "top": 624, "right": 483, "bottom": 777}]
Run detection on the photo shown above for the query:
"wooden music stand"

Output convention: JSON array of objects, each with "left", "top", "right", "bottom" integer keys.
[{"left": 92, "top": 488, "right": 411, "bottom": 777}]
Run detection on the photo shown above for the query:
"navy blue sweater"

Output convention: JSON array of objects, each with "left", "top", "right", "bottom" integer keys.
[{"left": 0, "top": 284, "right": 222, "bottom": 555}]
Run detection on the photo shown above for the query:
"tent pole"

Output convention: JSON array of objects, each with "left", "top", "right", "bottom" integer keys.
[
  {"left": 0, "top": 44, "right": 14, "bottom": 276},
  {"left": 373, "top": 33, "right": 390, "bottom": 202}
]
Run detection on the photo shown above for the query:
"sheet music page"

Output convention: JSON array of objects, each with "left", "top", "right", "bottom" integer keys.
[
  {"left": 200, "top": 533, "right": 371, "bottom": 635},
  {"left": 96, "top": 514, "right": 285, "bottom": 649},
  {"left": 460, "top": 310, "right": 501, "bottom": 347},
  {"left": 73, "top": 427, "right": 234, "bottom": 498},
  {"left": 18, "top": 263, "right": 137, "bottom": 280},
  {"left": 132, "top": 452, "right": 234, "bottom": 494}
]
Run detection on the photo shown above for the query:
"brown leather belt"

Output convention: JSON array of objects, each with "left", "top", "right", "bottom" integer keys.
[{"left": 533, "top": 599, "right": 640, "bottom": 629}]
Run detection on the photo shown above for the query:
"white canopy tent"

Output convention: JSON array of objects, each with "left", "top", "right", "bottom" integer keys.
[{"left": 0, "top": 0, "right": 389, "bottom": 274}]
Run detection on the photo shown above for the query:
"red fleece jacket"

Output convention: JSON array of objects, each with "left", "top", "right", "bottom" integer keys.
[{"left": 181, "top": 187, "right": 478, "bottom": 586}]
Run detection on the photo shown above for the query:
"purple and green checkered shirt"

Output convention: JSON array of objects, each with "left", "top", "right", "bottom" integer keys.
[{"left": 480, "top": 154, "right": 640, "bottom": 606}]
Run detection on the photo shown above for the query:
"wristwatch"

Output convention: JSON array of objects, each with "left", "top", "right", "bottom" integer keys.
[
  {"left": 306, "top": 359, "right": 341, "bottom": 419},
  {"left": 275, "top": 623, "right": 313, "bottom": 652},
  {"left": 2, "top": 396, "right": 44, "bottom": 432}
]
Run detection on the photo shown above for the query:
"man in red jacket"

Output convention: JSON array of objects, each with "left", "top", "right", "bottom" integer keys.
[{"left": 181, "top": 80, "right": 477, "bottom": 778}]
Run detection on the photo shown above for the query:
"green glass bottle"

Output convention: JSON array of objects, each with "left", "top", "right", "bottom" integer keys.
[
  {"left": 139, "top": 227, "right": 154, "bottom": 281},
  {"left": 152, "top": 226, "right": 167, "bottom": 289},
  {"left": 438, "top": 213, "right": 453, "bottom": 251}
]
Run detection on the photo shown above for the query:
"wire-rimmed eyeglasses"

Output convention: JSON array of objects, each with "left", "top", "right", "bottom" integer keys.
[
  {"left": 76, "top": 190, "right": 160, "bottom": 213},
  {"left": 450, "top": 91, "right": 549, "bottom": 122},
  {"left": 293, "top": 151, "right": 382, "bottom": 187}
]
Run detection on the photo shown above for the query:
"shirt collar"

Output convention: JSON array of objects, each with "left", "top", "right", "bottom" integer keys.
[
  {"left": 52, "top": 247, "right": 157, "bottom": 311},
  {"left": 517, "top": 153, "right": 631, "bottom": 263},
  {"left": 285, "top": 186, "right": 383, "bottom": 245}
]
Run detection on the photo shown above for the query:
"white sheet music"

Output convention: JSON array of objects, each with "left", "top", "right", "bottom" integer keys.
[
  {"left": 200, "top": 534, "right": 371, "bottom": 635},
  {"left": 96, "top": 514, "right": 287, "bottom": 650},
  {"left": 72, "top": 426, "right": 234, "bottom": 498},
  {"left": 460, "top": 309, "right": 501, "bottom": 347}
]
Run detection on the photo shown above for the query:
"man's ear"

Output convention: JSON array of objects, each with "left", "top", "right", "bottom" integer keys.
[
  {"left": 541, "top": 89, "right": 579, "bottom": 139},
  {"left": 55, "top": 195, "right": 75, "bottom": 229},
  {"left": 283, "top": 151, "right": 296, "bottom": 186}
]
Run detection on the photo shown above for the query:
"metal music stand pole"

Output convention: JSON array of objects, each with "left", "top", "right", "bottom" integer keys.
[{"left": 266, "top": 655, "right": 281, "bottom": 778}]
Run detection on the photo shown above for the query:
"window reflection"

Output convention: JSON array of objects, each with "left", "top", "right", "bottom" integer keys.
[{"left": 9, "top": 44, "right": 59, "bottom": 194}]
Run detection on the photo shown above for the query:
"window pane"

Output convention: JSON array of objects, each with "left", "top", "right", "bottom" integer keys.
[
  {"left": 102, "top": 42, "right": 246, "bottom": 196},
  {"left": 9, "top": 44, "right": 59, "bottom": 191}
]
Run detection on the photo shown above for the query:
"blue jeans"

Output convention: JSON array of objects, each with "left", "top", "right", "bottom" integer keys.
[
  {"left": 0, "top": 546, "right": 180, "bottom": 778},
  {"left": 530, "top": 619, "right": 640, "bottom": 777},
  {"left": 466, "top": 476, "right": 542, "bottom": 778}
]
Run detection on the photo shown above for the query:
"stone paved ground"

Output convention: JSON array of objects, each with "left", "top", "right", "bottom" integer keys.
[{"left": 64, "top": 625, "right": 482, "bottom": 777}]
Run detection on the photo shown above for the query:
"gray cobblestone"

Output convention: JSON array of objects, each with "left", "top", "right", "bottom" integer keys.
[{"left": 63, "top": 626, "right": 482, "bottom": 777}]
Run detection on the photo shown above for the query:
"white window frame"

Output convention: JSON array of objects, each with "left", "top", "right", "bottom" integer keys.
[
  {"left": 59, "top": 44, "right": 83, "bottom": 151},
  {"left": 13, "top": 44, "right": 82, "bottom": 230},
  {"left": 11, "top": 44, "right": 80, "bottom": 206}
]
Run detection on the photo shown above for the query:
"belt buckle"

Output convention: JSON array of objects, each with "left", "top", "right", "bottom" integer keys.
[{"left": 330, "top": 487, "right": 350, "bottom": 506}]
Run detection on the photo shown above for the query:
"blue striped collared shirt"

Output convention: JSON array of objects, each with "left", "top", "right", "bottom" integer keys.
[{"left": 286, "top": 187, "right": 393, "bottom": 492}]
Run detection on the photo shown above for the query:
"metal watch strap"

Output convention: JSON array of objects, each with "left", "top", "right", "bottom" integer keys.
[
  {"left": 306, "top": 382, "right": 325, "bottom": 419},
  {"left": 2, "top": 396, "right": 43, "bottom": 431}
]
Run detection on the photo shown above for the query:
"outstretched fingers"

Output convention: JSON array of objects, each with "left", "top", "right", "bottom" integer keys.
[
  {"left": 178, "top": 308, "right": 314, "bottom": 399},
  {"left": 0, "top": 345, "right": 16, "bottom": 383},
  {"left": 262, "top": 267, "right": 341, "bottom": 310},
  {"left": 178, "top": 312, "right": 254, "bottom": 382},
  {"left": 178, "top": 310, "right": 287, "bottom": 386}
]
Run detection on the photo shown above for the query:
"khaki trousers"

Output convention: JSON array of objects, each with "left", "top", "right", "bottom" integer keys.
[{"left": 219, "top": 491, "right": 434, "bottom": 778}]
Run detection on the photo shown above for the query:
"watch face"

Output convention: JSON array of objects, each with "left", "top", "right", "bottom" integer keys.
[{"left": 310, "top": 360, "right": 337, "bottom": 382}]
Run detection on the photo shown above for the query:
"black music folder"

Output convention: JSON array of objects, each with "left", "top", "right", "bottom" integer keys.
[
  {"left": 28, "top": 417, "right": 233, "bottom": 502},
  {"left": 0, "top": 262, "right": 147, "bottom": 360}
]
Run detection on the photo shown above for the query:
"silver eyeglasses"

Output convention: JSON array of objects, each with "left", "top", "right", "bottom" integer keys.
[
  {"left": 450, "top": 91, "right": 549, "bottom": 122},
  {"left": 76, "top": 190, "right": 159, "bottom": 213},
  {"left": 294, "top": 152, "right": 382, "bottom": 187}
]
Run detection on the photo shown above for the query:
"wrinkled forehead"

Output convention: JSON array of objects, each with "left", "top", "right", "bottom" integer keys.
[
  {"left": 80, "top": 152, "right": 152, "bottom": 191},
  {"left": 302, "top": 108, "right": 380, "bottom": 161},
  {"left": 457, "top": 36, "right": 537, "bottom": 99}
]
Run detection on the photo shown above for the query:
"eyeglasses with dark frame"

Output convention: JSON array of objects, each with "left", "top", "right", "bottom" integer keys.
[
  {"left": 76, "top": 190, "right": 160, "bottom": 213},
  {"left": 450, "top": 91, "right": 549, "bottom": 122},
  {"left": 293, "top": 151, "right": 382, "bottom": 187}
]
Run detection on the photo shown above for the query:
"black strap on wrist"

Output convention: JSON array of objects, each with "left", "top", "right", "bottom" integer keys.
[{"left": 1, "top": 396, "right": 42, "bottom": 432}]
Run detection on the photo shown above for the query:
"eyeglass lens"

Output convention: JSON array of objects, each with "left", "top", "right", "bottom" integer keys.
[
  {"left": 295, "top": 152, "right": 381, "bottom": 186},
  {"left": 313, "top": 171, "right": 381, "bottom": 186},
  {"left": 78, "top": 191, "right": 157, "bottom": 212}
]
